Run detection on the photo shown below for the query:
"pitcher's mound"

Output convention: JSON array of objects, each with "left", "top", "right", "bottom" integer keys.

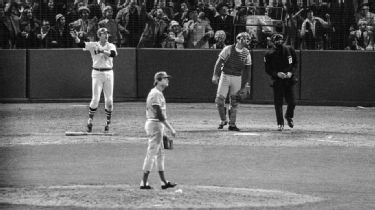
[{"left": 0, "top": 184, "right": 323, "bottom": 208}]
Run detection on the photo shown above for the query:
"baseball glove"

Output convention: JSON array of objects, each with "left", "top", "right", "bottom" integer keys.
[
  {"left": 237, "top": 85, "right": 251, "bottom": 101},
  {"left": 163, "top": 135, "right": 173, "bottom": 150}
]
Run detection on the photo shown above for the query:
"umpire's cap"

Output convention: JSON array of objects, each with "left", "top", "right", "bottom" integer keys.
[
  {"left": 154, "top": 71, "right": 172, "bottom": 86},
  {"left": 271, "top": 33, "right": 284, "bottom": 43},
  {"left": 97, "top": 27, "right": 109, "bottom": 37}
]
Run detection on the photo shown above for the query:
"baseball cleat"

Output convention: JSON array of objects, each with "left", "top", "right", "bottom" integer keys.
[
  {"left": 161, "top": 181, "right": 177, "bottom": 190},
  {"left": 228, "top": 125, "right": 240, "bottom": 131},
  {"left": 277, "top": 124, "right": 284, "bottom": 131},
  {"left": 218, "top": 121, "right": 228, "bottom": 129},
  {"left": 104, "top": 123, "right": 110, "bottom": 132},
  {"left": 86, "top": 122, "right": 93, "bottom": 133},
  {"left": 140, "top": 185, "right": 153, "bottom": 190},
  {"left": 285, "top": 117, "right": 294, "bottom": 128}
]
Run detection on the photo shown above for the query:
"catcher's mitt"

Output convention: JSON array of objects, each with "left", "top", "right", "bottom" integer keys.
[
  {"left": 236, "top": 85, "right": 251, "bottom": 101},
  {"left": 163, "top": 135, "right": 173, "bottom": 150}
]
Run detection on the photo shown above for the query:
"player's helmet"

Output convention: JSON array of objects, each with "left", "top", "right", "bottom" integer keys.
[{"left": 97, "top": 27, "right": 109, "bottom": 38}]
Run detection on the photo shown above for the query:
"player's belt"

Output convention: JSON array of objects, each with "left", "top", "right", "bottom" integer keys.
[{"left": 93, "top": 68, "right": 112, "bottom": 72}]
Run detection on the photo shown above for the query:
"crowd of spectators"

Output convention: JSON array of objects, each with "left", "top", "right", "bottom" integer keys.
[{"left": 0, "top": 0, "right": 374, "bottom": 50}]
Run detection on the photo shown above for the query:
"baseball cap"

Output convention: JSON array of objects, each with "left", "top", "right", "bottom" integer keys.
[
  {"left": 55, "top": 13, "right": 64, "bottom": 22},
  {"left": 170, "top": 20, "right": 179, "bottom": 27},
  {"left": 154, "top": 71, "right": 172, "bottom": 85},
  {"left": 78, "top": 6, "right": 90, "bottom": 14}
]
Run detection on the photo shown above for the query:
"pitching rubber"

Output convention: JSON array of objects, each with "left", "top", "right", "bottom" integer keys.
[{"left": 65, "top": 131, "right": 115, "bottom": 136}]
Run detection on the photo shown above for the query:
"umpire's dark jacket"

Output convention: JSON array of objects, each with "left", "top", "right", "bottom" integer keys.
[{"left": 264, "top": 44, "right": 298, "bottom": 84}]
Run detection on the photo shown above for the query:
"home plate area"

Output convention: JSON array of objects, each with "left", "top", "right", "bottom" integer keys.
[{"left": 0, "top": 184, "right": 323, "bottom": 209}]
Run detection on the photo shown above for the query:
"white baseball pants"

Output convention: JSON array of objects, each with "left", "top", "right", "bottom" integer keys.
[
  {"left": 142, "top": 120, "right": 165, "bottom": 172},
  {"left": 90, "top": 70, "right": 114, "bottom": 111}
]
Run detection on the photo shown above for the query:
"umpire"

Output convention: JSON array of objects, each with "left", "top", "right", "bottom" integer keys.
[{"left": 265, "top": 33, "right": 298, "bottom": 131}]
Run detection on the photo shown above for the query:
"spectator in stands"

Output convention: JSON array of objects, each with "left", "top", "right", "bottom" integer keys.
[
  {"left": 345, "top": 35, "right": 364, "bottom": 50},
  {"left": 17, "top": 8, "right": 39, "bottom": 48},
  {"left": 183, "top": 10, "right": 214, "bottom": 48},
  {"left": 355, "top": 3, "right": 375, "bottom": 31},
  {"left": 137, "top": 6, "right": 169, "bottom": 48},
  {"left": 350, "top": 20, "right": 373, "bottom": 50},
  {"left": 99, "top": 5, "right": 120, "bottom": 46},
  {"left": 300, "top": 8, "right": 331, "bottom": 50},
  {"left": 117, "top": 0, "right": 130, "bottom": 10},
  {"left": 163, "top": 20, "right": 184, "bottom": 49},
  {"left": 212, "top": 3, "right": 234, "bottom": 45},
  {"left": 211, "top": 29, "right": 226, "bottom": 49},
  {"left": 69, "top": 6, "right": 98, "bottom": 41},
  {"left": 233, "top": 6, "right": 247, "bottom": 35},
  {"left": 355, "top": 3, "right": 374, "bottom": 50},
  {"left": 176, "top": 2, "right": 189, "bottom": 25},
  {"left": 36, "top": 19, "right": 56, "bottom": 48},
  {"left": 2, "top": 2, "right": 21, "bottom": 48},
  {"left": 51, "top": 14, "right": 72, "bottom": 48},
  {"left": 284, "top": 7, "right": 304, "bottom": 49},
  {"left": 116, "top": 0, "right": 143, "bottom": 47},
  {"left": 66, "top": 0, "right": 86, "bottom": 25},
  {"left": 0, "top": 4, "right": 11, "bottom": 49},
  {"left": 42, "top": 0, "right": 59, "bottom": 27}
]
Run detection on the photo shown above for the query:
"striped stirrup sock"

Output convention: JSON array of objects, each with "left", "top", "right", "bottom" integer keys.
[
  {"left": 88, "top": 107, "right": 97, "bottom": 119},
  {"left": 105, "top": 109, "right": 112, "bottom": 124}
]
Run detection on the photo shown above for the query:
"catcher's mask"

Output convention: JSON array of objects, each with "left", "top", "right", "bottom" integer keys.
[{"left": 271, "top": 33, "right": 284, "bottom": 46}]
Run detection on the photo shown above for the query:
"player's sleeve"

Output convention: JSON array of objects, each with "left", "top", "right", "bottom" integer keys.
[
  {"left": 109, "top": 44, "right": 118, "bottom": 57},
  {"left": 218, "top": 45, "right": 231, "bottom": 61},
  {"left": 150, "top": 93, "right": 162, "bottom": 107},
  {"left": 83, "top": 42, "right": 96, "bottom": 51}
]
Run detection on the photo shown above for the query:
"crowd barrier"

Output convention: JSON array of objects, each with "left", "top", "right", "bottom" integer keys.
[{"left": 0, "top": 49, "right": 374, "bottom": 106}]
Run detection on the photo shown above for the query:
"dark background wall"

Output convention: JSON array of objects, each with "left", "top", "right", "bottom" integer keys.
[
  {"left": 0, "top": 50, "right": 27, "bottom": 100},
  {"left": 0, "top": 49, "right": 374, "bottom": 106},
  {"left": 300, "top": 51, "right": 375, "bottom": 104},
  {"left": 137, "top": 49, "right": 219, "bottom": 102}
]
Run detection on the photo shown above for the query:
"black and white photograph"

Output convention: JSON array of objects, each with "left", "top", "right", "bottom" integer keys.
[{"left": 1, "top": 0, "right": 375, "bottom": 209}]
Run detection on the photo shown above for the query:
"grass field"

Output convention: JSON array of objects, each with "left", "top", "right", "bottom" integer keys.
[{"left": 0, "top": 102, "right": 375, "bottom": 209}]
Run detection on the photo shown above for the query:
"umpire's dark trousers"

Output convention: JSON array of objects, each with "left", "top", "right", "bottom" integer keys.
[{"left": 272, "top": 80, "right": 296, "bottom": 125}]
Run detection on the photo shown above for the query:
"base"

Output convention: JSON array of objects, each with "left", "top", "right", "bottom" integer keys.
[{"left": 65, "top": 131, "right": 115, "bottom": 136}]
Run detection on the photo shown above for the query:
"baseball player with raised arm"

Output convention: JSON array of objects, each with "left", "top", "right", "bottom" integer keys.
[
  {"left": 70, "top": 27, "right": 118, "bottom": 132},
  {"left": 212, "top": 32, "right": 252, "bottom": 131},
  {"left": 140, "top": 71, "right": 177, "bottom": 190}
]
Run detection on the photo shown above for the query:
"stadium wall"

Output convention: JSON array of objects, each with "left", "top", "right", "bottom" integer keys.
[
  {"left": 0, "top": 49, "right": 374, "bottom": 106},
  {"left": 0, "top": 50, "right": 27, "bottom": 101}
]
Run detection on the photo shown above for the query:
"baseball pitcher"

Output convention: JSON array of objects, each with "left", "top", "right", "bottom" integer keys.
[{"left": 140, "top": 71, "right": 177, "bottom": 190}]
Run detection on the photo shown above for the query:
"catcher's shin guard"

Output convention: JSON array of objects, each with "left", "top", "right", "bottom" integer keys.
[
  {"left": 228, "top": 95, "right": 239, "bottom": 126},
  {"left": 215, "top": 96, "right": 227, "bottom": 121}
]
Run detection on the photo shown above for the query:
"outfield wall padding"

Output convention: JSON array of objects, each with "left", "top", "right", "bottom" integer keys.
[
  {"left": 29, "top": 48, "right": 137, "bottom": 100},
  {"left": 0, "top": 50, "right": 27, "bottom": 99},
  {"left": 300, "top": 51, "right": 375, "bottom": 103},
  {"left": 137, "top": 49, "right": 219, "bottom": 101}
]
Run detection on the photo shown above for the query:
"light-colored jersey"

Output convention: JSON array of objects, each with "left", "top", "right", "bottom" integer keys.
[
  {"left": 83, "top": 41, "right": 118, "bottom": 69},
  {"left": 146, "top": 87, "right": 167, "bottom": 121},
  {"left": 219, "top": 45, "right": 252, "bottom": 65}
]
